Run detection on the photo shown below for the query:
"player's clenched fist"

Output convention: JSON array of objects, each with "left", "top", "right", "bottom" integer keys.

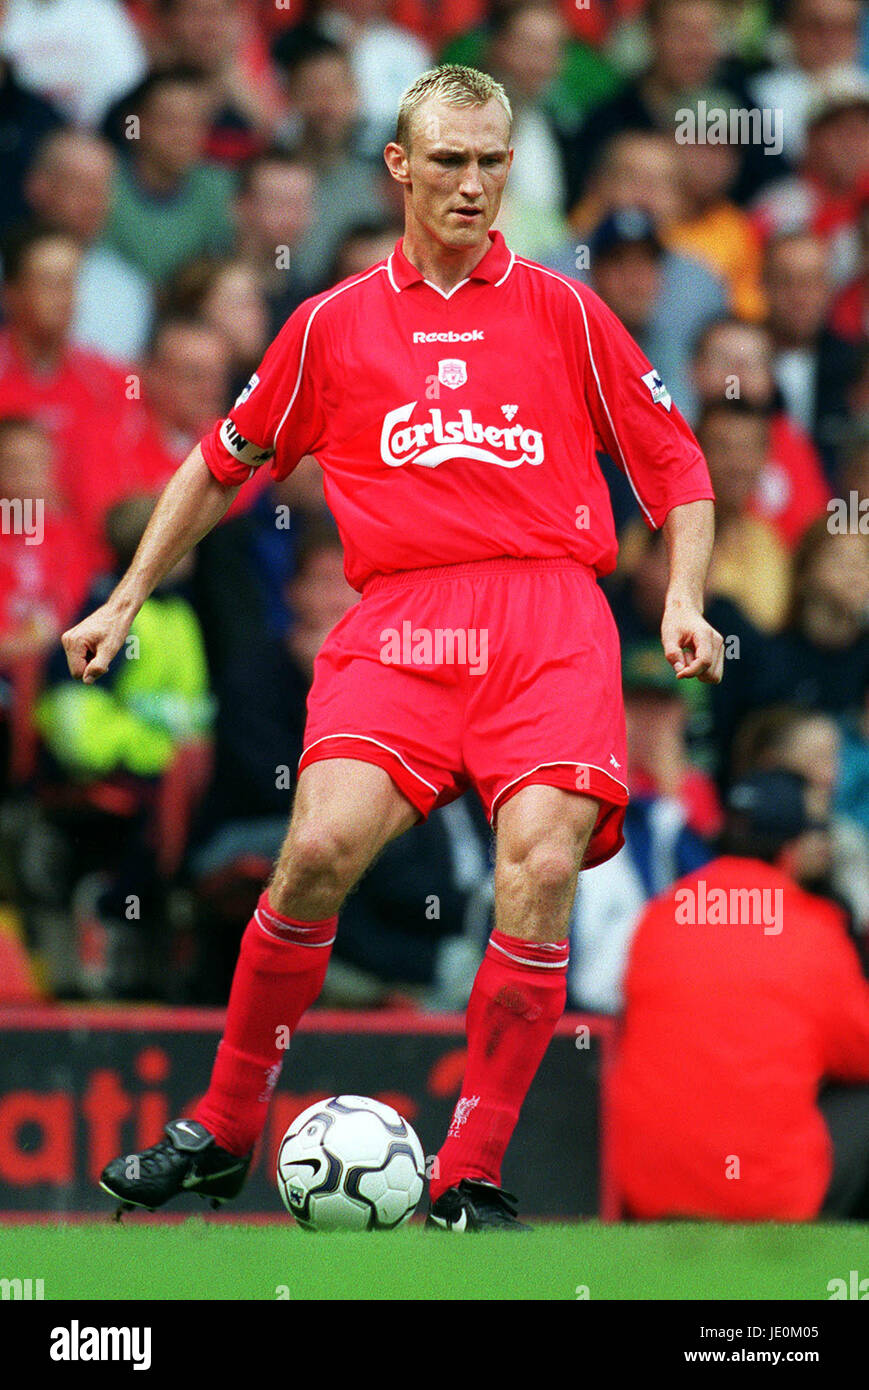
[
  {"left": 661, "top": 603, "right": 725, "bottom": 685},
  {"left": 62, "top": 603, "right": 132, "bottom": 684}
]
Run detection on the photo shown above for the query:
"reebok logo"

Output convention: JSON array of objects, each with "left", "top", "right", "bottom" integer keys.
[
  {"left": 381, "top": 403, "right": 544, "bottom": 469},
  {"left": 412, "top": 330, "right": 484, "bottom": 343}
]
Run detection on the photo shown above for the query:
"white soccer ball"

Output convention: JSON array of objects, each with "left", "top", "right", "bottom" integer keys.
[{"left": 277, "top": 1095, "right": 426, "bottom": 1231}]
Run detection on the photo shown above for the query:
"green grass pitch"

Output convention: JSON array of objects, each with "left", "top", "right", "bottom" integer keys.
[{"left": 3, "top": 1220, "right": 864, "bottom": 1300}]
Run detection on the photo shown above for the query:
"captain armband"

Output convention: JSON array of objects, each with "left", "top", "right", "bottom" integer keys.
[{"left": 218, "top": 417, "right": 275, "bottom": 468}]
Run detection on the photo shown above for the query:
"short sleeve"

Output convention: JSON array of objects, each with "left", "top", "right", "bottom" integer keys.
[
  {"left": 577, "top": 285, "right": 715, "bottom": 529},
  {"left": 200, "top": 299, "right": 327, "bottom": 487}
]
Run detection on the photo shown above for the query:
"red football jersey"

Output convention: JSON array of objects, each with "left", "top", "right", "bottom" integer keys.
[{"left": 201, "top": 231, "right": 714, "bottom": 591}]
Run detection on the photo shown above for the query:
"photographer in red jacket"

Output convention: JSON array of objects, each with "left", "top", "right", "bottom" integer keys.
[{"left": 611, "top": 768, "right": 869, "bottom": 1220}]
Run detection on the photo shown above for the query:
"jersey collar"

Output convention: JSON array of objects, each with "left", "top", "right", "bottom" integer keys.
[{"left": 388, "top": 229, "right": 513, "bottom": 295}]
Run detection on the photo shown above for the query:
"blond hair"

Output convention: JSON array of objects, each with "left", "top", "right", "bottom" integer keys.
[{"left": 395, "top": 64, "right": 513, "bottom": 151}]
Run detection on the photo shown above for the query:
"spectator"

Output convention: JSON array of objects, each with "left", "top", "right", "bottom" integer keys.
[
  {"left": 35, "top": 494, "right": 215, "bottom": 997},
  {"left": 104, "top": 0, "right": 283, "bottom": 166},
  {"left": 569, "top": 129, "right": 683, "bottom": 239},
  {"left": 763, "top": 229, "right": 858, "bottom": 476},
  {"left": 124, "top": 313, "right": 269, "bottom": 521},
  {"left": 0, "top": 57, "right": 64, "bottom": 238},
  {"left": 708, "top": 522, "right": 869, "bottom": 778},
  {"left": 611, "top": 768, "right": 869, "bottom": 1220},
  {"left": 0, "top": 224, "right": 148, "bottom": 573},
  {"left": 24, "top": 129, "right": 153, "bottom": 361},
  {"left": 191, "top": 517, "right": 356, "bottom": 882},
  {"left": 608, "top": 523, "right": 673, "bottom": 646},
  {"left": 784, "top": 526, "right": 869, "bottom": 699},
  {"left": 0, "top": 416, "right": 90, "bottom": 668},
  {"left": 161, "top": 256, "right": 270, "bottom": 400},
  {"left": 829, "top": 192, "right": 869, "bottom": 343},
  {"left": 839, "top": 688, "right": 869, "bottom": 841},
  {"left": 327, "top": 217, "right": 405, "bottom": 284},
  {"left": 272, "top": 30, "right": 389, "bottom": 290},
  {"left": 731, "top": 705, "right": 869, "bottom": 935},
  {"left": 314, "top": 1, "right": 432, "bottom": 160},
  {"left": 232, "top": 148, "right": 318, "bottom": 332},
  {"left": 191, "top": 452, "right": 330, "bottom": 685},
  {"left": 0, "top": 0, "right": 147, "bottom": 127},
  {"left": 587, "top": 210, "right": 671, "bottom": 388},
  {"left": 564, "top": 0, "right": 788, "bottom": 212},
  {"left": 439, "top": 0, "right": 622, "bottom": 137},
  {"left": 484, "top": 0, "right": 571, "bottom": 257},
  {"left": 849, "top": 341, "right": 869, "bottom": 424},
  {"left": 750, "top": 0, "right": 863, "bottom": 164},
  {"left": 545, "top": 135, "right": 727, "bottom": 423},
  {"left": 667, "top": 126, "right": 766, "bottom": 320},
  {"left": 691, "top": 316, "right": 831, "bottom": 546},
  {"left": 101, "top": 67, "right": 237, "bottom": 284},
  {"left": 587, "top": 205, "right": 717, "bottom": 426},
  {"left": 752, "top": 65, "right": 869, "bottom": 289}
]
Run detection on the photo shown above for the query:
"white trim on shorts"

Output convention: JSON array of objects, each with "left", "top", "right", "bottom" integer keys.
[
  {"left": 489, "top": 760, "right": 630, "bottom": 825},
  {"left": 298, "top": 734, "right": 441, "bottom": 799}
]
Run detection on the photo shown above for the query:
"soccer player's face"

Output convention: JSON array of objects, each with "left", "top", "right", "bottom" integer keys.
[{"left": 400, "top": 99, "right": 512, "bottom": 251}]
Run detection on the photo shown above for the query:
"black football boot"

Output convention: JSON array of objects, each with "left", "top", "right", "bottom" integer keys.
[
  {"left": 426, "top": 1179, "right": 531, "bottom": 1232},
  {"left": 100, "top": 1119, "right": 251, "bottom": 1217}
]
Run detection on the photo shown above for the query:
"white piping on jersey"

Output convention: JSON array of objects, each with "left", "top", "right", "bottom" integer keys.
[
  {"left": 385, "top": 248, "right": 516, "bottom": 299},
  {"left": 513, "top": 258, "right": 656, "bottom": 529},
  {"left": 299, "top": 733, "right": 440, "bottom": 798},
  {"left": 494, "top": 250, "right": 515, "bottom": 286},
  {"left": 489, "top": 759, "right": 630, "bottom": 825},
  {"left": 273, "top": 262, "right": 389, "bottom": 448}
]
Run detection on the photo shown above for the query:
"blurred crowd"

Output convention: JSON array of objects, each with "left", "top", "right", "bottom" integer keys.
[{"left": 0, "top": 0, "right": 867, "bottom": 1012}]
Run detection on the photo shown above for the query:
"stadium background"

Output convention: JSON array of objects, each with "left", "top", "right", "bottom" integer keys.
[{"left": 0, "top": 0, "right": 867, "bottom": 1227}]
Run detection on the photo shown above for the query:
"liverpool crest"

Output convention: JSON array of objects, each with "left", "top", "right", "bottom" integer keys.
[{"left": 438, "top": 358, "right": 467, "bottom": 390}]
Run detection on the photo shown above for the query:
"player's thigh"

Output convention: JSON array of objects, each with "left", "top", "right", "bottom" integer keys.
[
  {"left": 281, "top": 757, "right": 420, "bottom": 873},
  {"left": 495, "top": 784, "right": 600, "bottom": 883}
]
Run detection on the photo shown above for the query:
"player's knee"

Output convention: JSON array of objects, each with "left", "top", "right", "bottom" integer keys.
[
  {"left": 500, "top": 838, "right": 578, "bottom": 899},
  {"left": 273, "top": 821, "right": 364, "bottom": 904}
]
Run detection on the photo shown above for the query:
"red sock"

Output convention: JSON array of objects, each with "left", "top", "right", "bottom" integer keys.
[
  {"left": 430, "top": 929, "right": 568, "bottom": 1200},
  {"left": 194, "top": 892, "right": 336, "bottom": 1156}
]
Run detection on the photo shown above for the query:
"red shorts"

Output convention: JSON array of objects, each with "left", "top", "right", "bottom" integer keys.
[{"left": 299, "top": 557, "right": 628, "bottom": 867}]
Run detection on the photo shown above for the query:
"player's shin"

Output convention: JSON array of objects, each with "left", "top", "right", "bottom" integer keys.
[
  {"left": 430, "top": 929, "right": 568, "bottom": 1200},
  {"left": 194, "top": 891, "right": 336, "bottom": 1157}
]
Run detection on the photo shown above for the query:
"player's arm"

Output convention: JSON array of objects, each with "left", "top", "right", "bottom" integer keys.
[
  {"left": 574, "top": 285, "right": 723, "bottom": 684},
  {"left": 661, "top": 499, "right": 724, "bottom": 685},
  {"left": 63, "top": 444, "right": 239, "bottom": 684}
]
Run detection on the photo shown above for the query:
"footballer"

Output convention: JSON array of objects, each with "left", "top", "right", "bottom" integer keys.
[{"left": 63, "top": 65, "right": 724, "bottom": 1231}]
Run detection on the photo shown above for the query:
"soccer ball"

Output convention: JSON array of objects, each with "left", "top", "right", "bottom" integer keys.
[{"left": 277, "top": 1095, "right": 426, "bottom": 1231}]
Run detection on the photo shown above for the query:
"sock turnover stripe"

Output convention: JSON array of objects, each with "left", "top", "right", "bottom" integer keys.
[
  {"left": 487, "top": 936, "right": 569, "bottom": 969},
  {"left": 254, "top": 908, "right": 336, "bottom": 946}
]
